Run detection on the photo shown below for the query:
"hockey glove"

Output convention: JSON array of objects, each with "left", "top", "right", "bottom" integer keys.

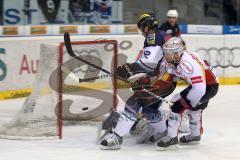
[
  {"left": 114, "top": 63, "right": 134, "bottom": 80},
  {"left": 171, "top": 97, "right": 192, "bottom": 114},
  {"left": 131, "top": 77, "right": 151, "bottom": 91}
]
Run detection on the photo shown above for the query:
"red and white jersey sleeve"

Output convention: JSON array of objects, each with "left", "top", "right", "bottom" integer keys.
[{"left": 163, "top": 51, "right": 207, "bottom": 107}]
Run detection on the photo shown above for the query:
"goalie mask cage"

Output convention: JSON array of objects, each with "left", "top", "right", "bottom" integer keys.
[{"left": 0, "top": 40, "right": 118, "bottom": 140}]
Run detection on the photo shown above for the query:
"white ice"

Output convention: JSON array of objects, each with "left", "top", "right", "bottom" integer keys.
[{"left": 0, "top": 85, "right": 240, "bottom": 160}]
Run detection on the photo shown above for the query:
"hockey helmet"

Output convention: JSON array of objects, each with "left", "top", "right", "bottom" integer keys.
[
  {"left": 137, "top": 13, "right": 159, "bottom": 33},
  {"left": 162, "top": 37, "right": 183, "bottom": 56},
  {"left": 167, "top": 10, "right": 178, "bottom": 18}
]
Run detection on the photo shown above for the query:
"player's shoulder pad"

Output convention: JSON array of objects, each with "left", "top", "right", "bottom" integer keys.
[
  {"left": 145, "top": 33, "right": 156, "bottom": 47},
  {"left": 144, "top": 30, "right": 165, "bottom": 48},
  {"left": 179, "top": 60, "right": 194, "bottom": 75}
]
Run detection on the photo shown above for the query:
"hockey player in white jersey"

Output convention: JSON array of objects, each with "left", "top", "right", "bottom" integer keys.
[
  {"left": 156, "top": 37, "right": 219, "bottom": 150},
  {"left": 99, "top": 13, "right": 175, "bottom": 150}
]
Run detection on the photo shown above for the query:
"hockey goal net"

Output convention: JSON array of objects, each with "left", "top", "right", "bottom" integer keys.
[{"left": 0, "top": 40, "right": 118, "bottom": 139}]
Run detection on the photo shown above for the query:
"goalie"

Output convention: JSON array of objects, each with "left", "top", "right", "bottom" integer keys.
[{"left": 99, "top": 13, "right": 176, "bottom": 150}]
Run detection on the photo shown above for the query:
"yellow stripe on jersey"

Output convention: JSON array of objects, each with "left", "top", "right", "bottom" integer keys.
[{"left": 161, "top": 72, "right": 172, "bottom": 82}]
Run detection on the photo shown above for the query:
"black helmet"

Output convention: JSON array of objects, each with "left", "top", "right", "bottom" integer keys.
[{"left": 137, "top": 13, "right": 159, "bottom": 32}]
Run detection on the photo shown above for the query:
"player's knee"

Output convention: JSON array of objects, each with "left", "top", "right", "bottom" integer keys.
[
  {"left": 124, "top": 96, "right": 141, "bottom": 115},
  {"left": 123, "top": 102, "right": 140, "bottom": 121},
  {"left": 124, "top": 104, "right": 140, "bottom": 118}
]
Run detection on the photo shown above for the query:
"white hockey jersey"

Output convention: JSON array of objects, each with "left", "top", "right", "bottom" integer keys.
[
  {"left": 161, "top": 51, "right": 218, "bottom": 107},
  {"left": 136, "top": 30, "right": 170, "bottom": 73}
]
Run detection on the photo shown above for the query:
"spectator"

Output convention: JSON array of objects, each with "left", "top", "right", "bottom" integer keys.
[
  {"left": 69, "top": 0, "right": 91, "bottom": 23},
  {"left": 223, "top": 0, "right": 237, "bottom": 25},
  {"left": 93, "top": 0, "right": 112, "bottom": 24},
  {"left": 160, "top": 9, "right": 186, "bottom": 48}
]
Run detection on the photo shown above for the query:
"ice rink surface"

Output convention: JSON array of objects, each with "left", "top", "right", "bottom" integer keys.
[{"left": 0, "top": 85, "right": 240, "bottom": 160}]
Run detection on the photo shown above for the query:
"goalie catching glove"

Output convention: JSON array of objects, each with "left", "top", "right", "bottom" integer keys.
[{"left": 114, "top": 63, "right": 134, "bottom": 79}]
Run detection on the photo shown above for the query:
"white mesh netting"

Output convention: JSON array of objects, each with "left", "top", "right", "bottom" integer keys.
[{"left": 0, "top": 41, "right": 117, "bottom": 139}]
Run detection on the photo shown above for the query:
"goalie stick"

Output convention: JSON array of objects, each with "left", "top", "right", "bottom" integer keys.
[{"left": 63, "top": 32, "right": 171, "bottom": 104}]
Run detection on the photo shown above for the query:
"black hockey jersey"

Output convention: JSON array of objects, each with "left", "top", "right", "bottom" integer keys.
[{"left": 159, "top": 22, "right": 181, "bottom": 37}]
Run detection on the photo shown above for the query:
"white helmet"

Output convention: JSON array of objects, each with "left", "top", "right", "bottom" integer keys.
[
  {"left": 167, "top": 10, "right": 178, "bottom": 18},
  {"left": 162, "top": 37, "right": 183, "bottom": 56}
]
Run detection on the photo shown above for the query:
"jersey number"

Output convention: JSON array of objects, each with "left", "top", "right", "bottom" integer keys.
[{"left": 144, "top": 50, "right": 151, "bottom": 59}]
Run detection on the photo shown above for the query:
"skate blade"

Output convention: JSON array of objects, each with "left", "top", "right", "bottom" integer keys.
[
  {"left": 99, "top": 145, "right": 121, "bottom": 150},
  {"left": 179, "top": 141, "right": 200, "bottom": 145},
  {"left": 156, "top": 144, "right": 179, "bottom": 151}
]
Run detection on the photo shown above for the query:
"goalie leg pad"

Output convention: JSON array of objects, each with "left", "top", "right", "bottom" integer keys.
[
  {"left": 102, "top": 111, "right": 121, "bottom": 130},
  {"left": 111, "top": 92, "right": 141, "bottom": 135},
  {"left": 148, "top": 110, "right": 167, "bottom": 142},
  {"left": 149, "top": 110, "right": 167, "bottom": 132},
  {"left": 136, "top": 119, "right": 155, "bottom": 144},
  {"left": 113, "top": 111, "right": 136, "bottom": 137},
  {"left": 136, "top": 110, "right": 167, "bottom": 143}
]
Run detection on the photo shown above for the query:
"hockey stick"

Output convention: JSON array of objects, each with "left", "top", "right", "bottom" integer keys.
[
  {"left": 63, "top": 32, "right": 170, "bottom": 104},
  {"left": 62, "top": 66, "right": 110, "bottom": 83},
  {"left": 64, "top": 32, "right": 130, "bottom": 84},
  {"left": 79, "top": 74, "right": 111, "bottom": 82}
]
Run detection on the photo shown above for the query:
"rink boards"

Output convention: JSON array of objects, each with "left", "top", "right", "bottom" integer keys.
[{"left": 0, "top": 34, "right": 240, "bottom": 99}]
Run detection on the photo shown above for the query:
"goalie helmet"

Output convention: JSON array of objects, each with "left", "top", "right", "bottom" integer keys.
[
  {"left": 162, "top": 37, "right": 184, "bottom": 56},
  {"left": 137, "top": 13, "right": 159, "bottom": 33}
]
